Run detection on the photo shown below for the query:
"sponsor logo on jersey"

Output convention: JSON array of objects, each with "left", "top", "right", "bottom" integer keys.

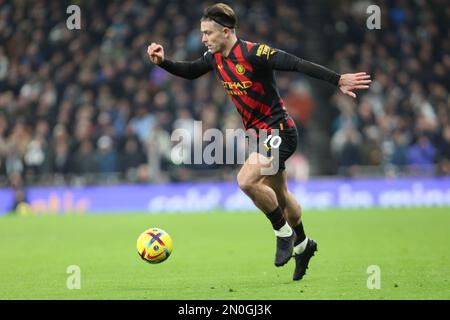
[
  {"left": 256, "top": 44, "right": 276, "bottom": 60},
  {"left": 221, "top": 80, "right": 252, "bottom": 96}
]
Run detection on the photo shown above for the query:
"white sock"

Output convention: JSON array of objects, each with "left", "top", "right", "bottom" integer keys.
[
  {"left": 274, "top": 222, "right": 293, "bottom": 237},
  {"left": 294, "top": 237, "right": 309, "bottom": 254}
]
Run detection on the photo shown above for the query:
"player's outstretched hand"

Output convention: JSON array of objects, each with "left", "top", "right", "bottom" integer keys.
[
  {"left": 338, "top": 72, "right": 371, "bottom": 98},
  {"left": 147, "top": 43, "right": 165, "bottom": 65}
]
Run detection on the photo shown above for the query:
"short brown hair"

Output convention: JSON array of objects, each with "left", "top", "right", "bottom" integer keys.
[{"left": 201, "top": 3, "right": 237, "bottom": 29}]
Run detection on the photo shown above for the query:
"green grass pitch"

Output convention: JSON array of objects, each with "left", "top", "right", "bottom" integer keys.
[{"left": 0, "top": 207, "right": 449, "bottom": 300}]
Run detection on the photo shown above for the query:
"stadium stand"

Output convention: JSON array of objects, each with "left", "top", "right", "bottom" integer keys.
[{"left": 0, "top": 0, "right": 448, "bottom": 189}]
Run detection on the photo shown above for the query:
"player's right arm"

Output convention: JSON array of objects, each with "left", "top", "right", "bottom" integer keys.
[{"left": 147, "top": 43, "right": 213, "bottom": 80}]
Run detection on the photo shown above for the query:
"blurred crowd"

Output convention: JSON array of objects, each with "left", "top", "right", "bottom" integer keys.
[
  {"left": 0, "top": 0, "right": 448, "bottom": 191},
  {"left": 0, "top": 0, "right": 310, "bottom": 188},
  {"left": 328, "top": 0, "right": 450, "bottom": 177}
]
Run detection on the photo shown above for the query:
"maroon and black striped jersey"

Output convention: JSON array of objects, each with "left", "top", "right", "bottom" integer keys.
[{"left": 159, "top": 39, "right": 341, "bottom": 131}]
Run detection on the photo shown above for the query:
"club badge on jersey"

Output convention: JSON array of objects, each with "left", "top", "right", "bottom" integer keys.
[{"left": 235, "top": 63, "right": 246, "bottom": 75}]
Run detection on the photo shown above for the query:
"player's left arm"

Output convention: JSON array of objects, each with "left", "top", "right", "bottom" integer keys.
[{"left": 251, "top": 44, "right": 371, "bottom": 98}]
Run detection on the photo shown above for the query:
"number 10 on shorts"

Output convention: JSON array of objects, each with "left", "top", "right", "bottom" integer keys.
[{"left": 264, "top": 135, "right": 282, "bottom": 149}]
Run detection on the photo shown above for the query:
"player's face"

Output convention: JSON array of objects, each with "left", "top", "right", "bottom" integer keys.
[{"left": 200, "top": 20, "right": 226, "bottom": 54}]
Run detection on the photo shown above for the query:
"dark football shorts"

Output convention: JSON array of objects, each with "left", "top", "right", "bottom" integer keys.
[{"left": 246, "top": 125, "right": 298, "bottom": 172}]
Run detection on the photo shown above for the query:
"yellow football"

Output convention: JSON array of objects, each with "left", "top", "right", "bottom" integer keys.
[{"left": 136, "top": 228, "right": 173, "bottom": 264}]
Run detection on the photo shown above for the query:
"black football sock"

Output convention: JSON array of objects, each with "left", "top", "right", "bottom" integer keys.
[
  {"left": 266, "top": 206, "right": 286, "bottom": 231},
  {"left": 293, "top": 222, "right": 306, "bottom": 246}
]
